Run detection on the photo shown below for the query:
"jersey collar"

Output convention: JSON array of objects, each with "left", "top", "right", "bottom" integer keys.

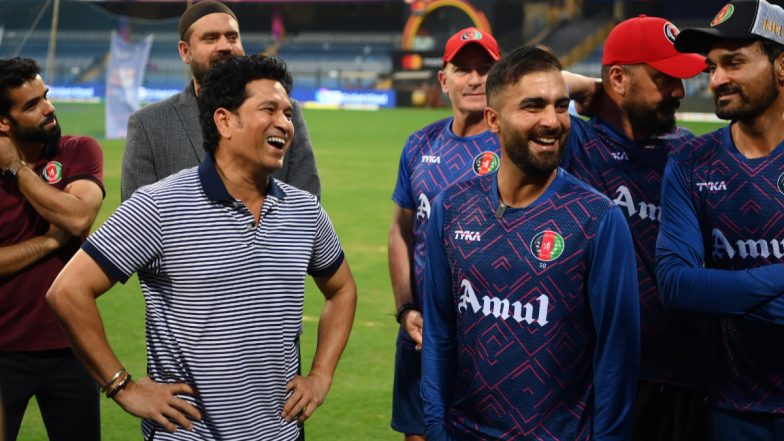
[{"left": 198, "top": 154, "right": 287, "bottom": 202}]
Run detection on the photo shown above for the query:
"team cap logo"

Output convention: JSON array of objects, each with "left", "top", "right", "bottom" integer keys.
[
  {"left": 663, "top": 22, "right": 679, "bottom": 44},
  {"left": 472, "top": 151, "right": 499, "bottom": 176},
  {"left": 461, "top": 29, "right": 483, "bottom": 41},
  {"left": 42, "top": 161, "right": 62, "bottom": 184},
  {"left": 711, "top": 4, "right": 734, "bottom": 27},
  {"left": 530, "top": 230, "right": 565, "bottom": 262}
]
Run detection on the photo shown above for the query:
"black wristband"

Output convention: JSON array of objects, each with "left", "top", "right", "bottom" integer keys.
[{"left": 395, "top": 303, "right": 419, "bottom": 324}]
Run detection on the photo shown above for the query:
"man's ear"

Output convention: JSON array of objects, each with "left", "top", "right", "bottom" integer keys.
[
  {"left": 776, "top": 52, "right": 784, "bottom": 85},
  {"left": 438, "top": 69, "right": 449, "bottom": 94},
  {"left": 485, "top": 106, "right": 500, "bottom": 134},
  {"left": 0, "top": 116, "right": 11, "bottom": 135},
  {"left": 608, "top": 65, "right": 628, "bottom": 97},
  {"left": 178, "top": 40, "right": 191, "bottom": 65},
  {"left": 213, "top": 108, "right": 233, "bottom": 140}
]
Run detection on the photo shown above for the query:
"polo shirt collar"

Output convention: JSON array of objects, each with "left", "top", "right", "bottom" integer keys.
[{"left": 198, "top": 154, "right": 288, "bottom": 202}]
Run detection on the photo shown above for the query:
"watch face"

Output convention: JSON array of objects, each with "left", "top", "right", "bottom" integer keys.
[{"left": 10, "top": 161, "right": 26, "bottom": 176}]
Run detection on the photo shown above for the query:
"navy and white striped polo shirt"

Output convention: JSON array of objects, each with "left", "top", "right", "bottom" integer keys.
[{"left": 84, "top": 155, "right": 344, "bottom": 440}]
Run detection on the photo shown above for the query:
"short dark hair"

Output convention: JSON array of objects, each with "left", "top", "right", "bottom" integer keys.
[
  {"left": 198, "top": 55, "right": 293, "bottom": 155},
  {"left": 486, "top": 45, "right": 562, "bottom": 107},
  {"left": 0, "top": 58, "right": 40, "bottom": 117},
  {"left": 760, "top": 38, "right": 784, "bottom": 65}
]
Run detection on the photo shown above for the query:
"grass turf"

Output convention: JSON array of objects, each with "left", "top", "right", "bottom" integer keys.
[{"left": 15, "top": 103, "right": 722, "bottom": 440}]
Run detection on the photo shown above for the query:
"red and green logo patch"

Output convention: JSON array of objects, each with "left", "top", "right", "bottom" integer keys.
[
  {"left": 530, "top": 230, "right": 565, "bottom": 262},
  {"left": 711, "top": 4, "right": 734, "bottom": 27},
  {"left": 42, "top": 161, "right": 62, "bottom": 184},
  {"left": 472, "top": 151, "right": 499, "bottom": 176}
]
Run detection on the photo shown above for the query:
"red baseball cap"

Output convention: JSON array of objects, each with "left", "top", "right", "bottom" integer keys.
[
  {"left": 442, "top": 27, "right": 501, "bottom": 68},
  {"left": 602, "top": 15, "right": 706, "bottom": 79}
]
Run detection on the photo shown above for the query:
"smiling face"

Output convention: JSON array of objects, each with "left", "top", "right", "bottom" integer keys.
[
  {"left": 218, "top": 78, "right": 294, "bottom": 173},
  {"left": 486, "top": 69, "right": 570, "bottom": 179},
  {"left": 0, "top": 74, "right": 61, "bottom": 148},
  {"left": 707, "top": 40, "right": 779, "bottom": 121},
  {"left": 439, "top": 44, "right": 496, "bottom": 118}
]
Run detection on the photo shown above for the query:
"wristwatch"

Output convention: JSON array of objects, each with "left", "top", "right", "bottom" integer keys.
[
  {"left": 395, "top": 303, "right": 420, "bottom": 324},
  {"left": 8, "top": 160, "right": 27, "bottom": 176}
]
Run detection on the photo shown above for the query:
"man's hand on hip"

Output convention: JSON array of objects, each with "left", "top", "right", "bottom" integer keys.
[
  {"left": 113, "top": 376, "right": 202, "bottom": 433},
  {"left": 282, "top": 372, "right": 332, "bottom": 423}
]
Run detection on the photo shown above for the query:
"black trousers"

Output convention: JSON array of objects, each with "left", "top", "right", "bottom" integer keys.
[
  {"left": 0, "top": 348, "right": 100, "bottom": 441},
  {"left": 631, "top": 380, "right": 708, "bottom": 441}
]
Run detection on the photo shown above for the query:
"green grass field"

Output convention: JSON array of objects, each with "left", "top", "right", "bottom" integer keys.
[{"left": 15, "top": 103, "right": 723, "bottom": 440}]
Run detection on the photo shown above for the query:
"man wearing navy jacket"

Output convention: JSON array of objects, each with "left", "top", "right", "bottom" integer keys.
[
  {"left": 657, "top": 1, "right": 784, "bottom": 439},
  {"left": 422, "top": 45, "right": 639, "bottom": 441}
]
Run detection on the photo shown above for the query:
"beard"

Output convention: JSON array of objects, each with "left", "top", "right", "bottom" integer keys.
[
  {"left": 503, "top": 127, "right": 564, "bottom": 179},
  {"left": 190, "top": 52, "right": 235, "bottom": 85},
  {"left": 714, "top": 69, "right": 778, "bottom": 121},
  {"left": 11, "top": 113, "right": 61, "bottom": 152},
  {"left": 623, "top": 95, "right": 679, "bottom": 137}
]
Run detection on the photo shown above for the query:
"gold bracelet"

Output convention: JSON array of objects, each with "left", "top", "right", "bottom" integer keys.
[
  {"left": 105, "top": 370, "right": 132, "bottom": 399},
  {"left": 101, "top": 367, "right": 126, "bottom": 393}
]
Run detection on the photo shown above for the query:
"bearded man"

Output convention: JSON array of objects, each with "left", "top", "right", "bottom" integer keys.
[
  {"left": 421, "top": 45, "right": 639, "bottom": 441},
  {"left": 0, "top": 57, "right": 104, "bottom": 441}
]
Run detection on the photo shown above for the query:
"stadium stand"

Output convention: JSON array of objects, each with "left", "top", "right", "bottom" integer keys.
[{"left": 0, "top": 0, "right": 717, "bottom": 104}]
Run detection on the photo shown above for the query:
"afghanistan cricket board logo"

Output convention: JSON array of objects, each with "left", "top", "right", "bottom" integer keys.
[
  {"left": 530, "top": 230, "right": 565, "bottom": 262},
  {"left": 711, "top": 4, "right": 734, "bottom": 27},
  {"left": 777, "top": 172, "right": 784, "bottom": 196},
  {"left": 473, "top": 151, "right": 500, "bottom": 176},
  {"left": 42, "top": 161, "right": 62, "bottom": 184}
]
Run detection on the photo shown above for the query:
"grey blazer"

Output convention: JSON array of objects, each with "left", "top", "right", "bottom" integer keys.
[{"left": 121, "top": 80, "right": 321, "bottom": 201}]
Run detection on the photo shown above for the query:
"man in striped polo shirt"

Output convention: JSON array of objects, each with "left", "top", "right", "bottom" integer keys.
[{"left": 46, "top": 55, "right": 357, "bottom": 440}]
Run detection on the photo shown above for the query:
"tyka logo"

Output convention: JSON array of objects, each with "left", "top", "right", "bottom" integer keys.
[
  {"left": 416, "top": 193, "right": 431, "bottom": 220},
  {"left": 454, "top": 230, "right": 481, "bottom": 242},
  {"left": 696, "top": 181, "right": 727, "bottom": 192},
  {"left": 421, "top": 155, "right": 441, "bottom": 164},
  {"left": 457, "top": 279, "right": 549, "bottom": 326},
  {"left": 610, "top": 152, "right": 629, "bottom": 161}
]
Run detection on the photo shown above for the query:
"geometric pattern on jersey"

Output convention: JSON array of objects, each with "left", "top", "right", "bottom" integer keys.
[
  {"left": 563, "top": 115, "right": 710, "bottom": 387},
  {"left": 437, "top": 172, "right": 620, "bottom": 440},
  {"left": 672, "top": 127, "right": 784, "bottom": 414},
  {"left": 392, "top": 117, "right": 499, "bottom": 349},
  {"left": 83, "top": 157, "right": 344, "bottom": 440}
]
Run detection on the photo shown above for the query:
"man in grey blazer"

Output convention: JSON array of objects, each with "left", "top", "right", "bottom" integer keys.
[{"left": 121, "top": 0, "right": 320, "bottom": 202}]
